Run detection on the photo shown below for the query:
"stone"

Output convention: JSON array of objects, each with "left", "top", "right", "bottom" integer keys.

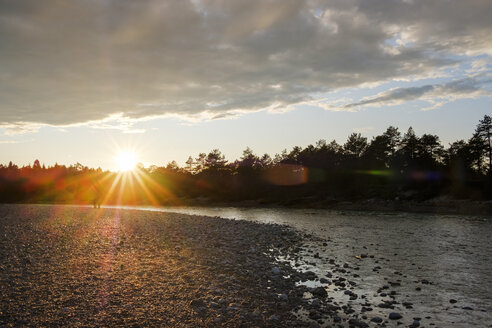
[
  {"left": 371, "top": 317, "right": 383, "bottom": 323},
  {"left": 348, "top": 318, "right": 369, "bottom": 327},
  {"left": 311, "top": 287, "right": 328, "bottom": 298},
  {"left": 190, "top": 299, "right": 206, "bottom": 308},
  {"left": 279, "top": 293, "right": 288, "bottom": 301},
  {"left": 389, "top": 312, "right": 402, "bottom": 320}
]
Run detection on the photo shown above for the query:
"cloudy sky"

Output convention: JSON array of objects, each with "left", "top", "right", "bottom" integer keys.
[{"left": 1, "top": 0, "right": 491, "bottom": 170}]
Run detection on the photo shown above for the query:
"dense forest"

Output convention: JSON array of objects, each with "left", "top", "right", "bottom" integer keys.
[{"left": 1, "top": 115, "right": 491, "bottom": 205}]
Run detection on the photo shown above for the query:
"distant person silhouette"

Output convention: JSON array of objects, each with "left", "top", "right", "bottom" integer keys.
[{"left": 93, "top": 185, "right": 101, "bottom": 209}]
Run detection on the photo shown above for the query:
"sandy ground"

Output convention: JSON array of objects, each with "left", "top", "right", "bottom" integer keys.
[{"left": 0, "top": 204, "right": 312, "bottom": 327}]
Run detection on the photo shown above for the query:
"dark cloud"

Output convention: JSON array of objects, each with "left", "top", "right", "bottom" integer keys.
[
  {"left": 0, "top": 0, "right": 491, "bottom": 128},
  {"left": 338, "top": 75, "right": 492, "bottom": 110}
]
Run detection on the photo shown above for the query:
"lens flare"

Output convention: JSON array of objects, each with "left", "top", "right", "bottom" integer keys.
[{"left": 115, "top": 151, "right": 137, "bottom": 172}]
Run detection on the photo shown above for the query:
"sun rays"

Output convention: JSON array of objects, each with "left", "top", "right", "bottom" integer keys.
[{"left": 95, "top": 165, "right": 181, "bottom": 208}]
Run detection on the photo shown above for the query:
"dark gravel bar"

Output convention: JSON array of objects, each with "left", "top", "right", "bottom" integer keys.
[{"left": 0, "top": 204, "right": 318, "bottom": 327}]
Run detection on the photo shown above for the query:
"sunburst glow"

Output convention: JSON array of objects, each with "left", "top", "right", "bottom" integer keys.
[{"left": 115, "top": 151, "right": 137, "bottom": 172}]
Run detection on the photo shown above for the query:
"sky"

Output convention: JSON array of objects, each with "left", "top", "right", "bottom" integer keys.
[{"left": 1, "top": 0, "right": 491, "bottom": 171}]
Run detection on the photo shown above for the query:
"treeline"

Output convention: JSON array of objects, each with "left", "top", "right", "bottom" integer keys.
[{"left": 1, "top": 115, "right": 491, "bottom": 205}]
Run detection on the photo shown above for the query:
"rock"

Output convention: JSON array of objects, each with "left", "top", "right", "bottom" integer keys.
[
  {"left": 409, "top": 320, "right": 421, "bottom": 327},
  {"left": 271, "top": 267, "right": 281, "bottom": 275},
  {"left": 378, "top": 302, "right": 393, "bottom": 309},
  {"left": 279, "top": 293, "right": 288, "bottom": 301},
  {"left": 268, "top": 315, "right": 280, "bottom": 321},
  {"left": 371, "top": 317, "right": 383, "bottom": 323},
  {"left": 462, "top": 306, "right": 473, "bottom": 310},
  {"left": 349, "top": 318, "right": 369, "bottom": 327},
  {"left": 389, "top": 312, "right": 402, "bottom": 320},
  {"left": 190, "top": 299, "right": 206, "bottom": 308},
  {"left": 309, "top": 310, "right": 321, "bottom": 320},
  {"left": 449, "top": 299, "right": 457, "bottom": 304},
  {"left": 311, "top": 287, "right": 328, "bottom": 298},
  {"left": 190, "top": 299, "right": 207, "bottom": 316}
]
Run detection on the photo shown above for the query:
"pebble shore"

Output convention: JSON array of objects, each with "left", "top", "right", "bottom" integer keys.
[{"left": 0, "top": 204, "right": 318, "bottom": 327}]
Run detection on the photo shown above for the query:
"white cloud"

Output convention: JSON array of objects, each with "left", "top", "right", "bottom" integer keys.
[
  {"left": 0, "top": 122, "right": 44, "bottom": 135},
  {"left": 0, "top": 0, "right": 491, "bottom": 128}
]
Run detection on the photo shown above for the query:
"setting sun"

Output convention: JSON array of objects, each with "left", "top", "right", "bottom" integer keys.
[{"left": 115, "top": 151, "right": 137, "bottom": 172}]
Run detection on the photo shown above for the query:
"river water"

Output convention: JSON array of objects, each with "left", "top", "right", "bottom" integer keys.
[{"left": 108, "top": 205, "right": 492, "bottom": 327}]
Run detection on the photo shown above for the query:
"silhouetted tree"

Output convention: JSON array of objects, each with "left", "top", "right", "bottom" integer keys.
[
  {"left": 344, "top": 133, "right": 368, "bottom": 158},
  {"left": 474, "top": 115, "right": 492, "bottom": 177},
  {"left": 416, "top": 134, "right": 444, "bottom": 168},
  {"left": 383, "top": 126, "right": 401, "bottom": 157},
  {"left": 400, "top": 127, "right": 419, "bottom": 160},
  {"left": 204, "top": 149, "right": 227, "bottom": 170},
  {"left": 365, "top": 127, "right": 401, "bottom": 168},
  {"left": 166, "top": 161, "right": 180, "bottom": 171},
  {"left": 468, "top": 134, "right": 487, "bottom": 174},
  {"left": 185, "top": 156, "right": 194, "bottom": 173},
  {"left": 238, "top": 147, "right": 260, "bottom": 168},
  {"left": 194, "top": 153, "right": 207, "bottom": 173},
  {"left": 273, "top": 149, "right": 289, "bottom": 164},
  {"left": 259, "top": 154, "right": 273, "bottom": 168}
]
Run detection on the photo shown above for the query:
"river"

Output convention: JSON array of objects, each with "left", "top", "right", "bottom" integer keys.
[{"left": 107, "top": 205, "right": 492, "bottom": 327}]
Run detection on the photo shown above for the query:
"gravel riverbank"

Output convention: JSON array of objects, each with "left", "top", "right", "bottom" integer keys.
[{"left": 0, "top": 204, "right": 315, "bottom": 327}]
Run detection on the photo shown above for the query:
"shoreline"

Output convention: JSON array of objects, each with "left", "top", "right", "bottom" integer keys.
[
  {"left": 180, "top": 198, "right": 492, "bottom": 216},
  {"left": 7, "top": 198, "right": 492, "bottom": 216}
]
